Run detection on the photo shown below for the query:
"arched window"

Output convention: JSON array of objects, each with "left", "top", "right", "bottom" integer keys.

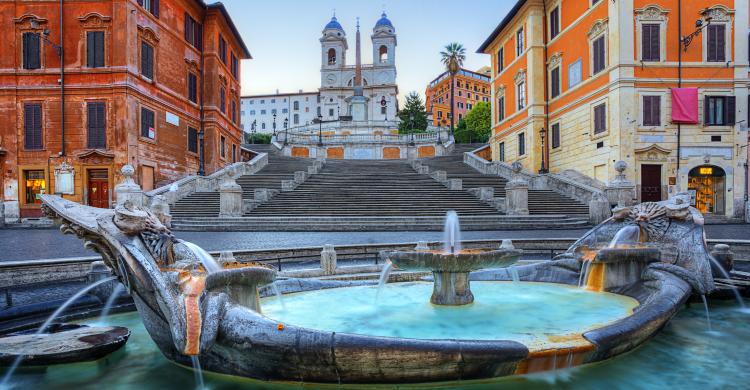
[
  {"left": 379, "top": 45, "right": 388, "bottom": 63},
  {"left": 327, "top": 48, "right": 336, "bottom": 65}
]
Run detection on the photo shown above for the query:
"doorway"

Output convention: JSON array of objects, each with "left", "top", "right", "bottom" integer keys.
[
  {"left": 688, "top": 165, "right": 725, "bottom": 215},
  {"left": 641, "top": 164, "right": 662, "bottom": 202},
  {"left": 141, "top": 166, "right": 155, "bottom": 192},
  {"left": 87, "top": 169, "right": 110, "bottom": 209}
]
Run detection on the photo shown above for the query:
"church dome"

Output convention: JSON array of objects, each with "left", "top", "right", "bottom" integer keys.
[
  {"left": 325, "top": 16, "right": 344, "bottom": 31},
  {"left": 374, "top": 12, "right": 394, "bottom": 29}
]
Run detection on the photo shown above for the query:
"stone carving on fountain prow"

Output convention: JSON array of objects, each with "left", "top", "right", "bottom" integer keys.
[{"left": 40, "top": 195, "right": 276, "bottom": 360}]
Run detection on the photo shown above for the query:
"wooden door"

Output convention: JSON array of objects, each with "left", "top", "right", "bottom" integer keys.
[
  {"left": 141, "top": 166, "right": 155, "bottom": 192},
  {"left": 87, "top": 169, "right": 110, "bottom": 209},
  {"left": 641, "top": 164, "right": 662, "bottom": 202}
]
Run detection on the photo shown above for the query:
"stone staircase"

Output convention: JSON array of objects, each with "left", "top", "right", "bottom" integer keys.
[{"left": 419, "top": 152, "right": 590, "bottom": 216}]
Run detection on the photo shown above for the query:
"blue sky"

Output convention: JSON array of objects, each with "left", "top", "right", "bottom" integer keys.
[{"left": 222, "top": 0, "right": 515, "bottom": 103}]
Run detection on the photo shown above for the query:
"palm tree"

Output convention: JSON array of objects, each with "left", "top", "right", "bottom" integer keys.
[{"left": 440, "top": 43, "right": 466, "bottom": 139}]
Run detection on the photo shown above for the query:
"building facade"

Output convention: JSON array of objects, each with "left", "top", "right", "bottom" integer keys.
[
  {"left": 240, "top": 91, "right": 321, "bottom": 134},
  {"left": 0, "top": 0, "right": 250, "bottom": 222},
  {"left": 425, "top": 68, "right": 491, "bottom": 127},
  {"left": 319, "top": 14, "right": 399, "bottom": 122},
  {"left": 479, "top": 0, "right": 749, "bottom": 219}
]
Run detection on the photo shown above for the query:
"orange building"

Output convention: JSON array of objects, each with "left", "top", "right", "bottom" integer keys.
[
  {"left": 0, "top": 0, "right": 250, "bottom": 222},
  {"left": 425, "top": 68, "right": 491, "bottom": 127},
  {"left": 479, "top": 0, "right": 749, "bottom": 219}
]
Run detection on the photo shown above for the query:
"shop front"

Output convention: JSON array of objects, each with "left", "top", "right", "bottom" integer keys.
[{"left": 687, "top": 165, "right": 726, "bottom": 215}]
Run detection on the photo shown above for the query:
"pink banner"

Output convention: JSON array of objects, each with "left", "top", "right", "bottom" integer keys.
[{"left": 671, "top": 88, "right": 699, "bottom": 124}]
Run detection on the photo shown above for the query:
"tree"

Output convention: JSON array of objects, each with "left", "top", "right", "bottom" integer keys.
[
  {"left": 454, "top": 102, "right": 491, "bottom": 144},
  {"left": 397, "top": 92, "right": 428, "bottom": 134},
  {"left": 439, "top": 43, "right": 466, "bottom": 136},
  {"left": 244, "top": 132, "right": 272, "bottom": 144}
]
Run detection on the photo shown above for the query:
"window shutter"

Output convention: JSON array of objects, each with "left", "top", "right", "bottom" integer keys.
[
  {"left": 653, "top": 97, "right": 661, "bottom": 126},
  {"left": 195, "top": 23, "right": 203, "bottom": 51},
  {"left": 184, "top": 13, "right": 190, "bottom": 42},
  {"left": 726, "top": 96, "right": 736, "bottom": 125},
  {"left": 24, "top": 104, "right": 33, "bottom": 148},
  {"left": 87, "top": 33, "right": 95, "bottom": 67},
  {"left": 643, "top": 97, "right": 652, "bottom": 126},
  {"left": 704, "top": 96, "right": 711, "bottom": 125},
  {"left": 717, "top": 25, "right": 726, "bottom": 62},
  {"left": 152, "top": 0, "right": 160, "bottom": 18},
  {"left": 22, "top": 33, "right": 29, "bottom": 68},
  {"left": 137, "top": 0, "right": 143, "bottom": 6},
  {"left": 650, "top": 25, "right": 660, "bottom": 61},
  {"left": 24, "top": 33, "right": 41, "bottom": 70}
]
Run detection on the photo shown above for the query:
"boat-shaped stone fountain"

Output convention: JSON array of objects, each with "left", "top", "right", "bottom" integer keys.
[{"left": 39, "top": 192, "right": 716, "bottom": 384}]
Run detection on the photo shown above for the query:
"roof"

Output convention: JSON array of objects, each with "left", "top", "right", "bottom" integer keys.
[
  {"left": 427, "top": 67, "right": 492, "bottom": 88},
  {"left": 476, "top": 0, "right": 526, "bottom": 53},
  {"left": 204, "top": 2, "right": 252, "bottom": 58},
  {"left": 375, "top": 12, "right": 394, "bottom": 29},
  {"left": 325, "top": 16, "right": 344, "bottom": 31},
  {"left": 241, "top": 91, "right": 320, "bottom": 99}
]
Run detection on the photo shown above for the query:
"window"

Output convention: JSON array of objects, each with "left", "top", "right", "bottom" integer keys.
[
  {"left": 282, "top": 108, "right": 288, "bottom": 114},
  {"left": 327, "top": 48, "right": 336, "bottom": 65},
  {"left": 261, "top": 122, "right": 265, "bottom": 130},
  {"left": 550, "top": 67, "right": 560, "bottom": 98},
  {"left": 218, "top": 34, "right": 227, "bottom": 64},
  {"left": 381, "top": 106, "right": 387, "bottom": 115},
  {"left": 499, "top": 142, "right": 505, "bottom": 162},
  {"left": 592, "top": 36, "right": 606, "bottom": 74},
  {"left": 707, "top": 25, "right": 726, "bottom": 62},
  {"left": 317, "top": 107, "right": 321, "bottom": 116},
  {"left": 329, "top": 108, "right": 334, "bottom": 116},
  {"left": 593, "top": 103, "right": 607, "bottom": 134},
  {"left": 497, "top": 47, "right": 504, "bottom": 73},
  {"left": 187, "top": 72, "right": 197, "bottom": 103},
  {"left": 271, "top": 99, "right": 275, "bottom": 103},
  {"left": 516, "top": 28, "right": 524, "bottom": 56},
  {"left": 704, "top": 96, "right": 735, "bottom": 126},
  {"left": 550, "top": 6, "right": 560, "bottom": 40},
  {"left": 231, "top": 100, "right": 237, "bottom": 124},
  {"left": 87, "top": 102, "right": 106, "bottom": 149},
  {"left": 187, "top": 127, "right": 198, "bottom": 153},
  {"left": 642, "top": 96, "right": 661, "bottom": 126},
  {"left": 551, "top": 123, "right": 560, "bottom": 149},
  {"left": 271, "top": 109, "right": 277, "bottom": 115},
  {"left": 140, "top": 107, "right": 155, "bottom": 139},
  {"left": 140, "top": 41, "right": 154, "bottom": 79},
  {"left": 231, "top": 52, "right": 238, "bottom": 78},
  {"left": 184, "top": 13, "right": 202, "bottom": 50},
  {"left": 220, "top": 87, "right": 226, "bottom": 113},
  {"left": 518, "top": 133, "right": 526, "bottom": 156},
  {"left": 517, "top": 81, "right": 526, "bottom": 110},
  {"left": 139, "top": 0, "right": 159, "bottom": 17},
  {"left": 86, "top": 31, "right": 105, "bottom": 68},
  {"left": 220, "top": 136, "right": 226, "bottom": 158},
  {"left": 260, "top": 109, "right": 266, "bottom": 115},
  {"left": 249, "top": 110, "right": 255, "bottom": 115},
  {"left": 568, "top": 59, "right": 582, "bottom": 88},
  {"left": 438, "top": 111, "right": 443, "bottom": 119},
  {"left": 22, "top": 32, "right": 41, "bottom": 70},
  {"left": 232, "top": 144, "right": 237, "bottom": 162},
  {"left": 641, "top": 24, "right": 660, "bottom": 62},
  {"left": 293, "top": 113, "right": 299, "bottom": 124},
  {"left": 498, "top": 96, "right": 505, "bottom": 121},
  {"left": 379, "top": 45, "right": 388, "bottom": 63},
  {"left": 23, "top": 170, "right": 46, "bottom": 204},
  {"left": 293, "top": 101, "right": 299, "bottom": 110},
  {"left": 23, "top": 103, "right": 43, "bottom": 149}
]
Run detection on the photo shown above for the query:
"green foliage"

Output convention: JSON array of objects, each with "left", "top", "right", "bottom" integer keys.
[
  {"left": 398, "top": 92, "right": 429, "bottom": 134},
  {"left": 244, "top": 132, "right": 272, "bottom": 144},
  {"left": 454, "top": 102, "right": 491, "bottom": 144},
  {"left": 440, "top": 43, "right": 466, "bottom": 75}
]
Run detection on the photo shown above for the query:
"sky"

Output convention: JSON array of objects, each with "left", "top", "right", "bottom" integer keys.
[{"left": 221, "top": 0, "right": 515, "bottom": 104}]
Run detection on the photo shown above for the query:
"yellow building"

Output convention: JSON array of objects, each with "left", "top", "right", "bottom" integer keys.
[{"left": 478, "top": 0, "right": 749, "bottom": 219}]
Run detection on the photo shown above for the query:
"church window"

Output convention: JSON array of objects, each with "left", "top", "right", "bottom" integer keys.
[
  {"left": 379, "top": 45, "right": 388, "bottom": 63},
  {"left": 328, "top": 48, "right": 336, "bottom": 65}
]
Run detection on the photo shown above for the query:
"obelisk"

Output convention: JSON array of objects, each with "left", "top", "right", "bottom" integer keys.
[{"left": 350, "top": 18, "right": 367, "bottom": 121}]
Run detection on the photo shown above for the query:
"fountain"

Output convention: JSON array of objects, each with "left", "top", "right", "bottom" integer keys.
[
  {"left": 381, "top": 211, "right": 522, "bottom": 305},
  {"left": 33, "top": 193, "right": 725, "bottom": 385}
]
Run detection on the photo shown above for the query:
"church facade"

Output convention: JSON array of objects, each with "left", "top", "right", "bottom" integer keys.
[{"left": 318, "top": 14, "right": 399, "bottom": 122}]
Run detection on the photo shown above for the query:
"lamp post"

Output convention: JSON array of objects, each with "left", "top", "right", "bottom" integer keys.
[
  {"left": 250, "top": 120, "right": 256, "bottom": 144},
  {"left": 317, "top": 113, "right": 323, "bottom": 146},
  {"left": 409, "top": 114, "right": 415, "bottom": 146},
  {"left": 539, "top": 127, "right": 548, "bottom": 174},
  {"left": 198, "top": 130, "right": 205, "bottom": 176},
  {"left": 272, "top": 113, "right": 277, "bottom": 137},
  {"left": 283, "top": 117, "right": 289, "bottom": 145}
]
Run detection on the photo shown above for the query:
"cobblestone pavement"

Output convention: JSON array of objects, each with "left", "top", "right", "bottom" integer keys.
[{"left": 0, "top": 225, "right": 748, "bottom": 262}]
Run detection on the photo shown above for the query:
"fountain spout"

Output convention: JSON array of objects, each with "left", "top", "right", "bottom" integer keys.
[{"left": 443, "top": 211, "right": 462, "bottom": 255}]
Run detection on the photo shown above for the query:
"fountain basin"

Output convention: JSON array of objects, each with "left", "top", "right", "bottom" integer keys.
[
  {"left": 595, "top": 247, "right": 661, "bottom": 264},
  {"left": 382, "top": 248, "right": 522, "bottom": 305}
]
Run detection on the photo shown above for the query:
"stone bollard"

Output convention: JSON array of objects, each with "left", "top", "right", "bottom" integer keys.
[
  {"left": 447, "top": 179, "right": 462, "bottom": 191},
  {"left": 412, "top": 161, "right": 422, "bottom": 171},
  {"left": 500, "top": 239, "right": 515, "bottom": 250},
  {"left": 294, "top": 171, "right": 308, "bottom": 184},
  {"left": 479, "top": 187, "right": 495, "bottom": 201},
  {"left": 320, "top": 244, "right": 337, "bottom": 275},
  {"left": 149, "top": 195, "right": 172, "bottom": 228},
  {"left": 115, "top": 165, "right": 144, "bottom": 207},
  {"left": 219, "top": 178, "right": 243, "bottom": 217},
  {"left": 307, "top": 165, "right": 318, "bottom": 175},
  {"left": 431, "top": 170, "right": 447, "bottom": 183},
  {"left": 589, "top": 192, "right": 611, "bottom": 225},
  {"left": 415, "top": 241, "right": 430, "bottom": 251},
  {"left": 281, "top": 180, "right": 297, "bottom": 192},
  {"left": 254, "top": 188, "right": 270, "bottom": 203},
  {"left": 505, "top": 163, "right": 528, "bottom": 215},
  {"left": 218, "top": 251, "right": 236, "bottom": 266},
  {"left": 710, "top": 244, "right": 734, "bottom": 277}
]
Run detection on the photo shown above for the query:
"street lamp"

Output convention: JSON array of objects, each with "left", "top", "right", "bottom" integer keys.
[
  {"left": 198, "top": 130, "right": 205, "bottom": 176},
  {"left": 250, "top": 120, "right": 256, "bottom": 144},
  {"left": 317, "top": 113, "right": 323, "bottom": 146},
  {"left": 539, "top": 127, "right": 548, "bottom": 174},
  {"left": 272, "top": 113, "right": 277, "bottom": 137},
  {"left": 681, "top": 17, "right": 712, "bottom": 51},
  {"left": 283, "top": 117, "right": 289, "bottom": 145},
  {"left": 409, "top": 114, "right": 415, "bottom": 146}
]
